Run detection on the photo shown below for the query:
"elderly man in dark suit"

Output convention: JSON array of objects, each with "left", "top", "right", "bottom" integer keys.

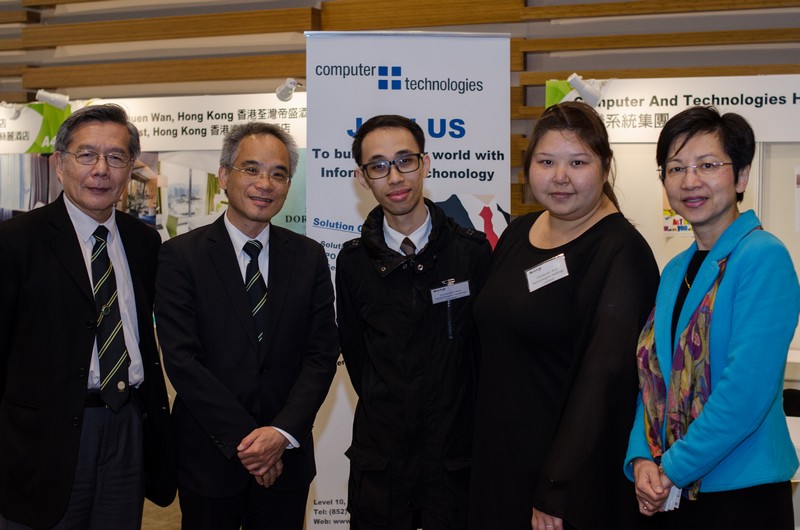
[
  {"left": 0, "top": 104, "right": 175, "bottom": 530},
  {"left": 154, "top": 122, "right": 339, "bottom": 530}
]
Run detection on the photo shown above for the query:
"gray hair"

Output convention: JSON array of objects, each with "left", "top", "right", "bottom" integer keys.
[
  {"left": 219, "top": 122, "right": 299, "bottom": 177},
  {"left": 54, "top": 103, "right": 141, "bottom": 160}
]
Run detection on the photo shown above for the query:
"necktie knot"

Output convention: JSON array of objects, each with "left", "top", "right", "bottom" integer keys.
[
  {"left": 93, "top": 225, "right": 109, "bottom": 244},
  {"left": 244, "top": 240, "right": 262, "bottom": 261},
  {"left": 400, "top": 237, "right": 416, "bottom": 257}
]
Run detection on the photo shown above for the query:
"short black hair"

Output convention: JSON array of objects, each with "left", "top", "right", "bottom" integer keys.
[{"left": 351, "top": 115, "right": 425, "bottom": 165}]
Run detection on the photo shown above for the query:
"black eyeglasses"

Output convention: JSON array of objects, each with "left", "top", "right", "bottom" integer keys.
[
  {"left": 62, "top": 151, "right": 132, "bottom": 169},
  {"left": 360, "top": 153, "right": 425, "bottom": 180}
]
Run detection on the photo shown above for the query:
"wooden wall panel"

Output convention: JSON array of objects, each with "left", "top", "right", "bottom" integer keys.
[
  {"left": 0, "top": 38, "right": 24, "bottom": 52},
  {"left": 511, "top": 182, "right": 543, "bottom": 216},
  {"left": 521, "top": 0, "right": 800, "bottom": 21},
  {"left": 322, "top": 0, "right": 524, "bottom": 30},
  {"left": 0, "top": 91, "right": 30, "bottom": 103},
  {"left": 511, "top": 28, "right": 800, "bottom": 70},
  {"left": 511, "top": 87, "right": 544, "bottom": 120},
  {"left": 22, "top": 0, "right": 93, "bottom": 6},
  {"left": 23, "top": 54, "right": 306, "bottom": 89},
  {"left": 520, "top": 64, "right": 800, "bottom": 86},
  {"left": 22, "top": 8, "right": 320, "bottom": 48},
  {"left": 0, "top": 10, "right": 39, "bottom": 24}
]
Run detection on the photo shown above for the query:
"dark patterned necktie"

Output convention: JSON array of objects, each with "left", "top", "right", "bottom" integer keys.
[
  {"left": 244, "top": 240, "right": 268, "bottom": 342},
  {"left": 91, "top": 225, "right": 129, "bottom": 412},
  {"left": 400, "top": 237, "right": 416, "bottom": 257}
]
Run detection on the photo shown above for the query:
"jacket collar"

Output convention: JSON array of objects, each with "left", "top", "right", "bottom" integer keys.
[{"left": 360, "top": 198, "right": 454, "bottom": 278}]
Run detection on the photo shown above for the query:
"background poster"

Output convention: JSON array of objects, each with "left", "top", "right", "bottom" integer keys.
[
  {"left": 305, "top": 31, "right": 509, "bottom": 529},
  {"left": 99, "top": 93, "right": 309, "bottom": 236}
]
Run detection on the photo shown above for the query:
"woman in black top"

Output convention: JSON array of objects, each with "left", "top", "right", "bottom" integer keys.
[{"left": 469, "top": 102, "right": 659, "bottom": 530}]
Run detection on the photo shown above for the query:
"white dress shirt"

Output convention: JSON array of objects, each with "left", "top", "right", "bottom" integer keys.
[
  {"left": 222, "top": 212, "right": 299, "bottom": 449},
  {"left": 63, "top": 195, "right": 144, "bottom": 389}
]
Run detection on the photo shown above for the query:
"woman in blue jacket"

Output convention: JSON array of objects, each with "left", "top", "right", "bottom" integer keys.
[{"left": 625, "top": 106, "right": 800, "bottom": 529}]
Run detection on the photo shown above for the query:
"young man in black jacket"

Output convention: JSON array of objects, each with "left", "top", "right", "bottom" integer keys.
[{"left": 336, "top": 114, "right": 492, "bottom": 530}]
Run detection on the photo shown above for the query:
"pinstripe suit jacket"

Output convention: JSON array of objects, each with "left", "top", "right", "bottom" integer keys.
[{"left": 154, "top": 215, "right": 338, "bottom": 496}]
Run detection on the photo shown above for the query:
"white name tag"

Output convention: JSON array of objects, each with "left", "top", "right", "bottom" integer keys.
[
  {"left": 525, "top": 253, "right": 569, "bottom": 292},
  {"left": 431, "top": 280, "right": 471, "bottom": 304}
]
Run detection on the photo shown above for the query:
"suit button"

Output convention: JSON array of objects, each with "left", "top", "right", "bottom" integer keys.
[
  {"left": 85, "top": 319, "right": 96, "bottom": 329},
  {"left": 260, "top": 367, "right": 267, "bottom": 374},
  {"left": 416, "top": 264, "right": 424, "bottom": 271},
  {"left": 71, "top": 417, "right": 80, "bottom": 427}
]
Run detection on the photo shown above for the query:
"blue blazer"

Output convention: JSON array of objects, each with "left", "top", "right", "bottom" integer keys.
[{"left": 626, "top": 210, "right": 800, "bottom": 491}]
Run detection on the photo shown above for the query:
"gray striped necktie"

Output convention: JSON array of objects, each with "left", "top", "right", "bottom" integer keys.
[
  {"left": 91, "top": 225, "right": 129, "bottom": 412},
  {"left": 243, "top": 240, "right": 268, "bottom": 342}
]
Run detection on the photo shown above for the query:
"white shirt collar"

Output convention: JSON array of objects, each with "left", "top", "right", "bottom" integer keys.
[
  {"left": 63, "top": 194, "right": 119, "bottom": 244},
  {"left": 383, "top": 206, "right": 432, "bottom": 255},
  {"left": 223, "top": 211, "right": 270, "bottom": 253}
]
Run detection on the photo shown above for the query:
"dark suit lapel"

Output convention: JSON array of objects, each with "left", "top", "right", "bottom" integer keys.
[
  {"left": 206, "top": 217, "right": 261, "bottom": 351},
  {"left": 261, "top": 225, "right": 293, "bottom": 358},
  {"left": 46, "top": 195, "right": 94, "bottom": 303}
]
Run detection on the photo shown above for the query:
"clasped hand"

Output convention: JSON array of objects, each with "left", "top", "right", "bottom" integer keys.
[
  {"left": 237, "top": 426, "right": 288, "bottom": 488},
  {"left": 633, "top": 458, "right": 672, "bottom": 515}
]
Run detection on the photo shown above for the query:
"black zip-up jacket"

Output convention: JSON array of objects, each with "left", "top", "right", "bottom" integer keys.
[{"left": 336, "top": 199, "right": 492, "bottom": 528}]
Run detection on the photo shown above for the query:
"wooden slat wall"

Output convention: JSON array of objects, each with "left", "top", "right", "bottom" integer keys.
[
  {"left": 4, "top": 0, "right": 800, "bottom": 214},
  {"left": 520, "top": 0, "right": 800, "bottom": 20},
  {"left": 21, "top": 0, "right": 94, "bottom": 6},
  {"left": 321, "top": 0, "right": 525, "bottom": 29},
  {"left": 23, "top": 54, "right": 306, "bottom": 88},
  {"left": 510, "top": 28, "right": 800, "bottom": 71},
  {"left": 22, "top": 8, "right": 321, "bottom": 48},
  {"left": 520, "top": 64, "right": 800, "bottom": 87},
  {"left": 0, "top": 10, "right": 39, "bottom": 24}
]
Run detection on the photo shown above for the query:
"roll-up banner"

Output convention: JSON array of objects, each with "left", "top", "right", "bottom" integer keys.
[{"left": 305, "top": 31, "right": 510, "bottom": 529}]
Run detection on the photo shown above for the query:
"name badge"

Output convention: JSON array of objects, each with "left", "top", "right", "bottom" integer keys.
[
  {"left": 431, "top": 280, "right": 471, "bottom": 304},
  {"left": 525, "top": 253, "right": 568, "bottom": 292}
]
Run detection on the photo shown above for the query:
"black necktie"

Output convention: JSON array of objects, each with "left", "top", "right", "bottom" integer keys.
[
  {"left": 91, "top": 225, "right": 130, "bottom": 412},
  {"left": 244, "top": 240, "right": 268, "bottom": 342},
  {"left": 400, "top": 237, "right": 416, "bottom": 257}
]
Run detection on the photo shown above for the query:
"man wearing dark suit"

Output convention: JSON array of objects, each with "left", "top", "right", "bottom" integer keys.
[
  {"left": 0, "top": 104, "right": 175, "bottom": 530},
  {"left": 154, "top": 122, "right": 339, "bottom": 530}
]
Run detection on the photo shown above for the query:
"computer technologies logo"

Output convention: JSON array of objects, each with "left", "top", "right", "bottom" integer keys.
[{"left": 313, "top": 63, "right": 484, "bottom": 95}]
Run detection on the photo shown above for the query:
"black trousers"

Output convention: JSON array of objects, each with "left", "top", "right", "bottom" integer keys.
[{"left": 178, "top": 482, "right": 309, "bottom": 530}]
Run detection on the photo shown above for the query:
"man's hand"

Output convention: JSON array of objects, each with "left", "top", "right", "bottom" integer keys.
[
  {"left": 237, "top": 426, "right": 288, "bottom": 477},
  {"left": 532, "top": 507, "right": 563, "bottom": 530},
  {"left": 254, "top": 459, "right": 284, "bottom": 488}
]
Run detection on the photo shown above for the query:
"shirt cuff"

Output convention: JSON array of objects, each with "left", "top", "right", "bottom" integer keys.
[{"left": 272, "top": 426, "right": 299, "bottom": 449}]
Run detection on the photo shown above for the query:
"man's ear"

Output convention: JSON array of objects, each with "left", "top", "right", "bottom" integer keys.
[{"left": 354, "top": 167, "right": 371, "bottom": 191}]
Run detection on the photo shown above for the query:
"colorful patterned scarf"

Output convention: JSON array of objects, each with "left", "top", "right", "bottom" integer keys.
[{"left": 637, "top": 257, "right": 729, "bottom": 500}]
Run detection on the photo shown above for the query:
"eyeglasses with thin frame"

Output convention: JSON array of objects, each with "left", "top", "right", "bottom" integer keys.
[
  {"left": 360, "top": 153, "right": 425, "bottom": 180},
  {"left": 229, "top": 165, "right": 291, "bottom": 186},
  {"left": 62, "top": 150, "right": 132, "bottom": 169},
  {"left": 659, "top": 161, "right": 733, "bottom": 179}
]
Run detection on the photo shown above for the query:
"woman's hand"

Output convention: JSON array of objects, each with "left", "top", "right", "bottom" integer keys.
[
  {"left": 532, "top": 507, "right": 563, "bottom": 530},
  {"left": 633, "top": 458, "right": 670, "bottom": 516}
]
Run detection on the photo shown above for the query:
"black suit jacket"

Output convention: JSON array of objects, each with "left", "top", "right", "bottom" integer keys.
[
  {"left": 0, "top": 195, "right": 176, "bottom": 529},
  {"left": 154, "top": 216, "right": 338, "bottom": 497}
]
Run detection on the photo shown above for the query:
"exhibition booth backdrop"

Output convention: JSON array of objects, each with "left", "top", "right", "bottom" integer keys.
[
  {"left": 304, "top": 32, "right": 511, "bottom": 528},
  {"left": 1, "top": 34, "right": 800, "bottom": 527}
]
